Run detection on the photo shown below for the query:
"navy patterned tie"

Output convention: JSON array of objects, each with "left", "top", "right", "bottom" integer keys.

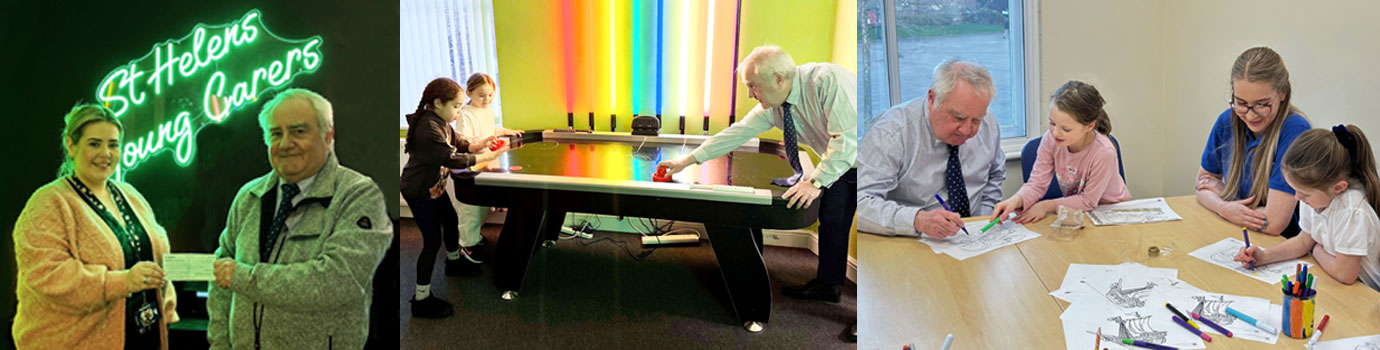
[
  {"left": 945, "top": 145, "right": 971, "bottom": 217},
  {"left": 772, "top": 101, "right": 805, "bottom": 187},
  {"left": 261, "top": 183, "right": 300, "bottom": 262}
]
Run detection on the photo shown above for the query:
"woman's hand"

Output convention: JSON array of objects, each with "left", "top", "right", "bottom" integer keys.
[
  {"left": 1218, "top": 196, "right": 1268, "bottom": 231},
  {"left": 124, "top": 261, "right": 166, "bottom": 294}
]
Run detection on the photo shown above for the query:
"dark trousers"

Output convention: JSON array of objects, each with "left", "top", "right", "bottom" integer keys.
[
  {"left": 365, "top": 219, "right": 400, "bottom": 349},
  {"left": 816, "top": 168, "right": 857, "bottom": 285},
  {"left": 404, "top": 192, "right": 460, "bottom": 285}
]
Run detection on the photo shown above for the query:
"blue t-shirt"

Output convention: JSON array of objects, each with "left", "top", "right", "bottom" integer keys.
[
  {"left": 1201, "top": 108, "right": 1310, "bottom": 237},
  {"left": 1200, "top": 108, "right": 1311, "bottom": 197}
]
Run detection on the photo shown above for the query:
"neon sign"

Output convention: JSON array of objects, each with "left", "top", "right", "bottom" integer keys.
[{"left": 93, "top": 9, "right": 323, "bottom": 175}]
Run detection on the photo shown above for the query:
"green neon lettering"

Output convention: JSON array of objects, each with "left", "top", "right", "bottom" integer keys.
[
  {"left": 263, "top": 61, "right": 285, "bottom": 86},
  {"left": 122, "top": 64, "right": 147, "bottom": 105},
  {"left": 98, "top": 72, "right": 129, "bottom": 116},
  {"left": 96, "top": 9, "right": 321, "bottom": 172},
  {"left": 302, "top": 39, "right": 321, "bottom": 69},
  {"left": 240, "top": 12, "right": 258, "bottom": 43},
  {"left": 121, "top": 111, "right": 194, "bottom": 168},
  {"left": 177, "top": 48, "right": 196, "bottom": 77},
  {"left": 207, "top": 33, "right": 225, "bottom": 61},
  {"left": 203, "top": 71, "right": 229, "bottom": 122},
  {"left": 146, "top": 44, "right": 178, "bottom": 95}
]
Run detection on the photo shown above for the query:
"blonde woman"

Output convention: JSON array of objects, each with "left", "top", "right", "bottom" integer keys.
[
  {"left": 1196, "top": 47, "right": 1311, "bottom": 237},
  {"left": 12, "top": 104, "right": 176, "bottom": 349}
]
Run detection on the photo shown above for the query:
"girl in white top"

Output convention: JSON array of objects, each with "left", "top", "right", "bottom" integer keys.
[
  {"left": 446, "top": 73, "right": 522, "bottom": 258},
  {"left": 1235, "top": 124, "right": 1380, "bottom": 291}
]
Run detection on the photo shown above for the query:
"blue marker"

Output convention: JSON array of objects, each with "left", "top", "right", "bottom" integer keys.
[
  {"left": 1225, "top": 306, "right": 1277, "bottom": 334},
  {"left": 933, "top": 194, "right": 970, "bottom": 235}
]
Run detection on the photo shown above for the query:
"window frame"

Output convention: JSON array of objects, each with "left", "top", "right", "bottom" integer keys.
[{"left": 876, "top": 0, "right": 1041, "bottom": 160}]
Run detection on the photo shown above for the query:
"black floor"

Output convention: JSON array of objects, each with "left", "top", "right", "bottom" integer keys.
[{"left": 398, "top": 219, "right": 857, "bottom": 349}]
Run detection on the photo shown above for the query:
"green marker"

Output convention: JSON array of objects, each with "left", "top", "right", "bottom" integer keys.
[{"left": 981, "top": 213, "right": 1017, "bottom": 233}]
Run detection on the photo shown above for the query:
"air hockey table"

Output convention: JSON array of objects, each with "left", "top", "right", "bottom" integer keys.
[{"left": 450, "top": 129, "right": 821, "bottom": 332}]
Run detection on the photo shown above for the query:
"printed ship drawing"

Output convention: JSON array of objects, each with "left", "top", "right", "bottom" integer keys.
[
  {"left": 1190, "top": 295, "right": 1235, "bottom": 325},
  {"left": 1105, "top": 278, "right": 1155, "bottom": 308},
  {"left": 1110, "top": 312, "right": 1167, "bottom": 344}
]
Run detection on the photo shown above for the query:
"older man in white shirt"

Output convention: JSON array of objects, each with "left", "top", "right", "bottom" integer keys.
[
  {"left": 659, "top": 45, "right": 857, "bottom": 305},
  {"left": 857, "top": 59, "right": 1005, "bottom": 239}
]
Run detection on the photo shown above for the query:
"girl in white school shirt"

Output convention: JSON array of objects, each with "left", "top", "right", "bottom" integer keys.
[
  {"left": 1235, "top": 124, "right": 1380, "bottom": 292},
  {"left": 449, "top": 73, "right": 522, "bottom": 261}
]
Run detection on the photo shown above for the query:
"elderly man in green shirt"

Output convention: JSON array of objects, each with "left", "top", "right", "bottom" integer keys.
[{"left": 207, "top": 88, "right": 391, "bottom": 350}]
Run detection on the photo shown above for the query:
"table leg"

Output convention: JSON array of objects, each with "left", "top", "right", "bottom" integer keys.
[
  {"left": 704, "top": 224, "right": 772, "bottom": 331},
  {"left": 751, "top": 227, "right": 765, "bottom": 254},
  {"left": 494, "top": 209, "right": 567, "bottom": 299}
]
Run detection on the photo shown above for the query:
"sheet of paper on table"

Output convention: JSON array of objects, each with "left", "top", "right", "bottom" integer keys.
[
  {"left": 1311, "top": 334, "right": 1380, "bottom": 350},
  {"left": 1088, "top": 197, "right": 1184, "bottom": 226},
  {"left": 916, "top": 219, "right": 1041, "bottom": 260},
  {"left": 1188, "top": 237, "right": 1313, "bottom": 284},
  {"left": 1054, "top": 263, "right": 1282, "bottom": 349},
  {"left": 162, "top": 253, "right": 217, "bottom": 281}
]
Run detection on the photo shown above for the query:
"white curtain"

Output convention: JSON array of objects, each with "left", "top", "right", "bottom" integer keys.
[{"left": 399, "top": 0, "right": 502, "bottom": 128}]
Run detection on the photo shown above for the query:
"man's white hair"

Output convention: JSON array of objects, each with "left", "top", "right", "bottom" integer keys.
[
  {"left": 930, "top": 59, "right": 996, "bottom": 108},
  {"left": 739, "top": 45, "right": 796, "bottom": 83},
  {"left": 258, "top": 88, "right": 335, "bottom": 148}
]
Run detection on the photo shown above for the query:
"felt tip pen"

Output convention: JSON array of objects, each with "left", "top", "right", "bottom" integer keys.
[
  {"left": 981, "top": 213, "right": 1016, "bottom": 233},
  {"left": 1096, "top": 327, "right": 1101, "bottom": 349},
  {"left": 1242, "top": 227, "right": 1254, "bottom": 270},
  {"left": 933, "top": 194, "right": 970, "bottom": 235},
  {"left": 1308, "top": 315, "right": 1330, "bottom": 347},
  {"left": 1225, "top": 306, "right": 1277, "bottom": 334},
  {"left": 1165, "top": 303, "right": 1200, "bottom": 330},
  {"left": 940, "top": 334, "right": 954, "bottom": 350},
  {"left": 1171, "top": 315, "right": 1211, "bottom": 342},
  {"left": 1191, "top": 312, "right": 1233, "bottom": 338},
  {"left": 1121, "top": 338, "right": 1177, "bottom": 350}
]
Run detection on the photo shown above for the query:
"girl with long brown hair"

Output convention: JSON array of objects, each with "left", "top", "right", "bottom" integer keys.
[
  {"left": 1196, "top": 47, "right": 1312, "bottom": 237},
  {"left": 1235, "top": 125, "right": 1380, "bottom": 291}
]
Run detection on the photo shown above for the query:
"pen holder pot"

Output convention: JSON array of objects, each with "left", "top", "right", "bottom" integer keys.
[{"left": 1281, "top": 289, "right": 1315, "bottom": 338}]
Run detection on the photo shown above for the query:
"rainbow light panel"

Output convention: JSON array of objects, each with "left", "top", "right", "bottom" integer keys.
[{"left": 558, "top": 0, "right": 742, "bottom": 133}]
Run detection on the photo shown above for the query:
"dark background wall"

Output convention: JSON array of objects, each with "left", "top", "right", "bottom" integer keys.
[{"left": 0, "top": 1, "right": 399, "bottom": 346}]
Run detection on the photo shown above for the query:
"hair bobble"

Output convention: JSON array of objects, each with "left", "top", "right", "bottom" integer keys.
[{"left": 1333, "top": 124, "right": 1358, "bottom": 152}]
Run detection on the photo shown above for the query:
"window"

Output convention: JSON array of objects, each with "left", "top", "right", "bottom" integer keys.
[
  {"left": 399, "top": 0, "right": 502, "bottom": 129},
  {"left": 858, "top": 0, "right": 1038, "bottom": 152}
]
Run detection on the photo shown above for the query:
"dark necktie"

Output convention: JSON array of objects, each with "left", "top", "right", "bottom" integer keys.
[
  {"left": 772, "top": 101, "right": 805, "bottom": 187},
  {"left": 945, "top": 145, "right": 971, "bottom": 217},
  {"left": 262, "top": 183, "right": 301, "bottom": 262}
]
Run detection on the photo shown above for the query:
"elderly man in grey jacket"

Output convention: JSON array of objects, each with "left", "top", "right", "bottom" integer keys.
[{"left": 207, "top": 88, "right": 391, "bottom": 349}]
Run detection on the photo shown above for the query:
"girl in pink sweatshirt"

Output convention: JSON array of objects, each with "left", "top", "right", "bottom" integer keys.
[{"left": 992, "top": 80, "right": 1131, "bottom": 224}]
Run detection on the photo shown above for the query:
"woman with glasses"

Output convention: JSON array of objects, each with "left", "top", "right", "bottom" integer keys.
[{"left": 1195, "top": 46, "right": 1312, "bottom": 237}]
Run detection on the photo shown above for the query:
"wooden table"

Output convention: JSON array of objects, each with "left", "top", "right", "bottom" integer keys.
[{"left": 859, "top": 196, "right": 1380, "bottom": 349}]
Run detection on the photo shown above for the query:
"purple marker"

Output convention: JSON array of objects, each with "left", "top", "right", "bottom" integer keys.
[
  {"left": 1242, "top": 228, "right": 1254, "bottom": 270},
  {"left": 933, "top": 194, "right": 970, "bottom": 235},
  {"left": 1191, "top": 312, "right": 1233, "bottom": 338},
  {"left": 1172, "top": 315, "right": 1212, "bottom": 342}
]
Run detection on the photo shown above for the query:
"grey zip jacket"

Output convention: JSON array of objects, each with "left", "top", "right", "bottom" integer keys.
[{"left": 207, "top": 153, "right": 391, "bottom": 349}]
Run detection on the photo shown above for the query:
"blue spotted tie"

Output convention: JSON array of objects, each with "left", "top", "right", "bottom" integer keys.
[
  {"left": 261, "top": 183, "right": 300, "bottom": 262},
  {"left": 772, "top": 102, "right": 804, "bottom": 187},
  {"left": 945, "top": 145, "right": 971, "bottom": 217}
]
